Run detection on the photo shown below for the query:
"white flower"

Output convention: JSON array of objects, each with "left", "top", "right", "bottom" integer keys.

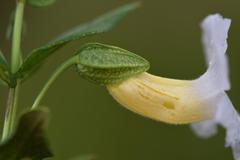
[{"left": 107, "top": 14, "right": 240, "bottom": 159}]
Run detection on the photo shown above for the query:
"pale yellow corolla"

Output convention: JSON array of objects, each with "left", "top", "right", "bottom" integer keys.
[
  {"left": 107, "top": 14, "right": 240, "bottom": 160},
  {"left": 107, "top": 72, "right": 217, "bottom": 124}
]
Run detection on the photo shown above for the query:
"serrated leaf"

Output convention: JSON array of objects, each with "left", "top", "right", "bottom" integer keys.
[
  {"left": 27, "top": 0, "right": 56, "bottom": 7},
  {"left": 0, "top": 109, "right": 53, "bottom": 160},
  {"left": 17, "top": 2, "right": 141, "bottom": 80},
  {"left": 0, "top": 49, "right": 10, "bottom": 85},
  {"left": 76, "top": 43, "right": 150, "bottom": 85}
]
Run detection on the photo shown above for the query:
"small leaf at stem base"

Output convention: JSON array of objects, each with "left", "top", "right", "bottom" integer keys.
[{"left": 0, "top": 109, "right": 53, "bottom": 160}]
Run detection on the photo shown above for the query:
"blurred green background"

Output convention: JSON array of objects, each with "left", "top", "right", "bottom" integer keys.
[{"left": 1, "top": 0, "right": 240, "bottom": 159}]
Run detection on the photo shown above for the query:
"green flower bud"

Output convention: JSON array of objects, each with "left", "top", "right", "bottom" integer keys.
[{"left": 76, "top": 43, "right": 150, "bottom": 85}]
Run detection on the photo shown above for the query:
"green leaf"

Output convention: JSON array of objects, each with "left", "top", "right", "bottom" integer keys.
[
  {"left": 0, "top": 109, "right": 53, "bottom": 160},
  {"left": 17, "top": 2, "right": 141, "bottom": 80},
  {"left": 0, "top": 49, "right": 10, "bottom": 85},
  {"left": 27, "top": 0, "right": 56, "bottom": 7},
  {"left": 76, "top": 43, "right": 150, "bottom": 85}
]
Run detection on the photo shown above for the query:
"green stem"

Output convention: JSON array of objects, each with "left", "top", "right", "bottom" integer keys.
[
  {"left": 31, "top": 56, "right": 78, "bottom": 109},
  {"left": 1, "top": 84, "right": 20, "bottom": 141},
  {"left": 11, "top": 0, "right": 25, "bottom": 73},
  {"left": 2, "top": 0, "right": 25, "bottom": 142},
  {"left": 2, "top": 88, "right": 15, "bottom": 141},
  {"left": 9, "top": 83, "right": 20, "bottom": 130}
]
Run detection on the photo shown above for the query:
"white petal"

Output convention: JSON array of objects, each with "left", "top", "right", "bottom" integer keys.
[
  {"left": 190, "top": 119, "right": 218, "bottom": 138},
  {"left": 194, "top": 14, "right": 231, "bottom": 98},
  {"left": 189, "top": 14, "right": 240, "bottom": 159},
  {"left": 215, "top": 93, "right": 240, "bottom": 160},
  {"left": 190, "top": 93, "right": 240, "bottom": 160},
  {"left": 202, "top": 14, "right": 230, "bottom": 65}
]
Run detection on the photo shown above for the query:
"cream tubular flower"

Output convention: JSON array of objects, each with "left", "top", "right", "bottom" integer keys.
[{"left": 107, "top": 14, "right": 240, "bottom": 159}]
